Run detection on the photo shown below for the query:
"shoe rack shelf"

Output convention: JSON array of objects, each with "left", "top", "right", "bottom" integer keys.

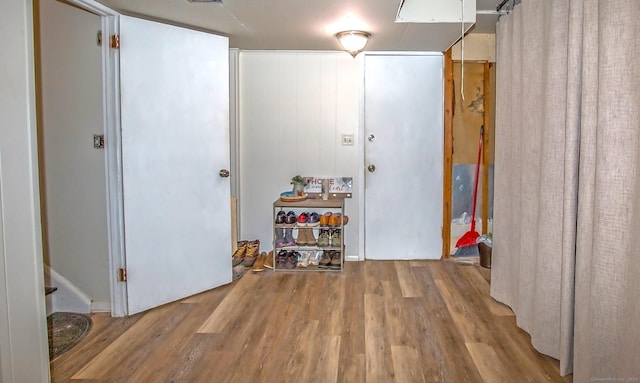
[{"left": 272, "top": 198, "right": 345, "bottom": 272}]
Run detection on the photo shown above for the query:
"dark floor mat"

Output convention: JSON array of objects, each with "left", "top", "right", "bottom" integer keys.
[{"left": 47, "top": 312, "right": 92, "bottom": 360}]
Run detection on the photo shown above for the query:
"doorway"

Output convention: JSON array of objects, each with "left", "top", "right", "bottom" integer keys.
[
  {"left": 36, "top": 0, "right": 234, "bottom": 318},
  {"left": 36, "top": 0, "right": 111, "bottom": 311}
]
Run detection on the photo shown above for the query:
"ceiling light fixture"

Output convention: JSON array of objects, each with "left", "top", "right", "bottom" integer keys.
[{"left": 336, "top": 30, "right": 371, "bottom": 58}]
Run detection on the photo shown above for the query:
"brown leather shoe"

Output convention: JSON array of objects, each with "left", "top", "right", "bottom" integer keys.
[
  {"left": 263, "top": 250, "right": 274, "bottom": 269},
  {"left": 242, "top": 240, "right": 260, "bottom": 267},
  {"left": 330, "top": 251, "right": 342, "bottom": 270},
  {"left": 319, "top": 251, "right": 331, "bottom": 268},
  {"left": 305, "top": 228, "right": 317, "bottom": 245},
  {"left": 296, "top": 228, "right": 307, "bottom": 245},
  {"left": 252, "top": 252, "right": 267, "bottom": 272},
  {"left": 232, "top": 241, "right": 248, "bottom": 267}
]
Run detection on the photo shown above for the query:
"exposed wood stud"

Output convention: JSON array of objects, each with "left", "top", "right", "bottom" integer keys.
[
  {"left": 482, "top": 61, "right": 491, "bottom": 235},
  {"left": 442, "top": 49, "right": 454, "bottom": 259}
]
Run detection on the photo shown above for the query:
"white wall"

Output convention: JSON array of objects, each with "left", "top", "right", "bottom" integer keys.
[
  {"left": 38, "top": 0, "right": 110, "bottom": 306},
  {"left": 0, "top": 0, "right": 51, "bottom": 381},
  {"left": 239, "top": 51, "right": 360, "bottom": 257}
]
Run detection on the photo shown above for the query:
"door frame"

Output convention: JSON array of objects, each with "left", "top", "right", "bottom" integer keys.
[{"left": 65, "top": 0, "right": 127, "bottom": 316}]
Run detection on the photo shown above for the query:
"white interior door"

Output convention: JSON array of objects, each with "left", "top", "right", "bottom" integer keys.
[
  {"left": 120, "top": 16, "right": 231, "bottom": 314},
  {"left": 364, "top": 53, "right": 444, "bottom": 260}
]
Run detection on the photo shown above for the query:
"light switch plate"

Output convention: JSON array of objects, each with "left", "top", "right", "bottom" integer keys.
[{"left": 342, "top": 134, "right": 354, "bottom": 146}]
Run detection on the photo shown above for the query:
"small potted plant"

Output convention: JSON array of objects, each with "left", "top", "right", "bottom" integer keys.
[{"left": 291, "top": 175, "right": 306, "bottom": 196}]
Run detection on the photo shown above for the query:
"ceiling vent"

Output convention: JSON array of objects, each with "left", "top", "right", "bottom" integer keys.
[{"left": 186, "top": 0, "right": 222, "bottom": 3}]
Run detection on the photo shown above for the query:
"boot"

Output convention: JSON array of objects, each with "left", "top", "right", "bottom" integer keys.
[
  {"left": 242, "top": 240, "right": 260, "bottom": 267},
  {"left": 232, "top": 240, "right": 248, "bottom": 267},
  {"left": 263, "top": 250, "right": 274, "bottom": 269},
  {"left": 296, "top": 228, "right": 307, "bottom": 245},
  {"left": 305, "top": 228, "right": 317, "bottom": 245},
  {"left": 275, "top": 228, "right": 285, "bottom": 248},
  {"left": 284, "top": 228, "right": 296, "bottom": 246}
]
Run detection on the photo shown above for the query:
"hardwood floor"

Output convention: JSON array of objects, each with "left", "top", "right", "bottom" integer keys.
[{"left": 50, "top": 261, "right": 573, "bottom": 382}]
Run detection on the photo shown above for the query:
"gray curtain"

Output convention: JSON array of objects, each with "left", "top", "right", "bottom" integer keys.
[{"left": 492, "top": 0, "right": 640, "bottom": 380}]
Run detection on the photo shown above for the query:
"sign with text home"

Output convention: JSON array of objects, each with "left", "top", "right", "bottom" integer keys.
[{"left": 304, "top": 177, "right": 353, "bottom": 198}]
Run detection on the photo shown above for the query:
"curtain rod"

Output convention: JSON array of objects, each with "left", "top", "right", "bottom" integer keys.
[
  {"left": 497, "top": 0, "right": 521, "bottom": 13},
  {"left": 496, "top": 0, "right": 510, "bottom": 12}
]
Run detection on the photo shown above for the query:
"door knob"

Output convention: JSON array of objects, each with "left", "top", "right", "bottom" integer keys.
[
  {"left": 367, "top": 164, "right": 376, "bottom": 173},
  {"left": 219, "top": 169, "right": 230, "bottom": 178},
  {"left": 368, "top": 134, "right": 375, "bottom": 142}
]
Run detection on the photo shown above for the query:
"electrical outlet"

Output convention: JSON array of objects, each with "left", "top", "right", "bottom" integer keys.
[
  {"left": 93, "top": 134, "right": 104, "bottom": 149},
  {"left": 342, "top": 134, "right": 354, "bottom": 146}
]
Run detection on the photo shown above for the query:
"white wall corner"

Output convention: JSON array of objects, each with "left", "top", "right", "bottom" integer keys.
[{"left": 44, "top": 265, "right": 92, "bottom": 314}]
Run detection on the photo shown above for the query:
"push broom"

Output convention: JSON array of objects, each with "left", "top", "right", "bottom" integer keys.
[{"left": 454, "top": 125, "right": 483, "bottom": 257}]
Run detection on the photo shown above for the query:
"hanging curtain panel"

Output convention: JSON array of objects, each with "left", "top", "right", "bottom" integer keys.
[
  {"left": 492, "top": 0, "right": 640, "bottom": 379},
  {"left": 573, "top": 1, "right": 640, "bottom": 381},
  {"left": 492, "top": 0, "right": 578, "bottom": 375}
]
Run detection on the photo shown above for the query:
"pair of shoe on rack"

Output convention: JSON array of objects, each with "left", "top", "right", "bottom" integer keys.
[
  {"left": 232, "top": 239, "right": 260, "bottom": 267},
  {"left": 319, "top": 250, "right": 341, "bottom": 269},
  {"left": 276, "top": 250, "right": 298, "bottom": 269},
  {"left": 297, "top": 212, "right": 320, "bottom": 227},
  {"left": 317, "top": 229, "right": 340, "bottom": 247},
  {"left": 296, "top": 228, "right": 317, "bottom": 246},
  {"left": 275, "top": 210, "right": 297, "bottom": 226},
  {"left": 319, "top": 212, "right": 349, "bottom": 227},
  {"left": 275, "top": 227, "right": 296, "bottom": 248}
]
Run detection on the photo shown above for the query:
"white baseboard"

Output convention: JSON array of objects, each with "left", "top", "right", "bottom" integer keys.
[
  {"left": 90, "top": 301, "right": 111, "bottom": 312},
  {"left": 43, "top": 265, "right": 91, "bottom": 314},
  {"left": 345, "top": 254, "right": 360, "bottom": 262}
]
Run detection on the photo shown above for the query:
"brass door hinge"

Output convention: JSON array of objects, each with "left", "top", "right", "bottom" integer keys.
[
  {"left": 118, "top": 268, "right": 127, "bottom": 282},
  {"left": 111, "top": 34, "right": 120, "bottom": 49}
]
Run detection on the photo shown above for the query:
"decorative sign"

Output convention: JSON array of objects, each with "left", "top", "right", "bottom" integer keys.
[{"left": 304, "top": 177, "right": 353, "bottom": 194}]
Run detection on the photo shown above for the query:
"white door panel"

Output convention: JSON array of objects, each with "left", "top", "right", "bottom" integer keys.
[
  {"left": 120, "top": 16, "right": 231, "bottom": 314},
  {"left": 364, "top": 54, "right": 444, "bottom": 260}
]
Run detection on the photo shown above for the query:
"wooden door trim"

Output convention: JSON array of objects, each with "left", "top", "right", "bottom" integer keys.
[
  {"left": 482, "top": 62, "right": 491, "bottom": 235},
  {"left": 441, "top": 49, "right": 454, "bottom": 259}
]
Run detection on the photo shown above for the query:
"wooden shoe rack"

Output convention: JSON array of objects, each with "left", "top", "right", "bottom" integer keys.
[{"left": 272, "top": 198, "right": 344, "bottom": 272}]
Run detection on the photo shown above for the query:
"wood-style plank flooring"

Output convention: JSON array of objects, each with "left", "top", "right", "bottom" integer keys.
[{"left": 50, "top": 261, "right": 573, "bottom": 382}]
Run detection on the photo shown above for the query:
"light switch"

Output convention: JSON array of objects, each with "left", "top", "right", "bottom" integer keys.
[{"left": 342, "top": 134, "right": 354, "bottom": 146}]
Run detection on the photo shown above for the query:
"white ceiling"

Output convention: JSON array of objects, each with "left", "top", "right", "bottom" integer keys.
[{"left": 97, "top": 0, "right": 501, "bottom": 52}]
